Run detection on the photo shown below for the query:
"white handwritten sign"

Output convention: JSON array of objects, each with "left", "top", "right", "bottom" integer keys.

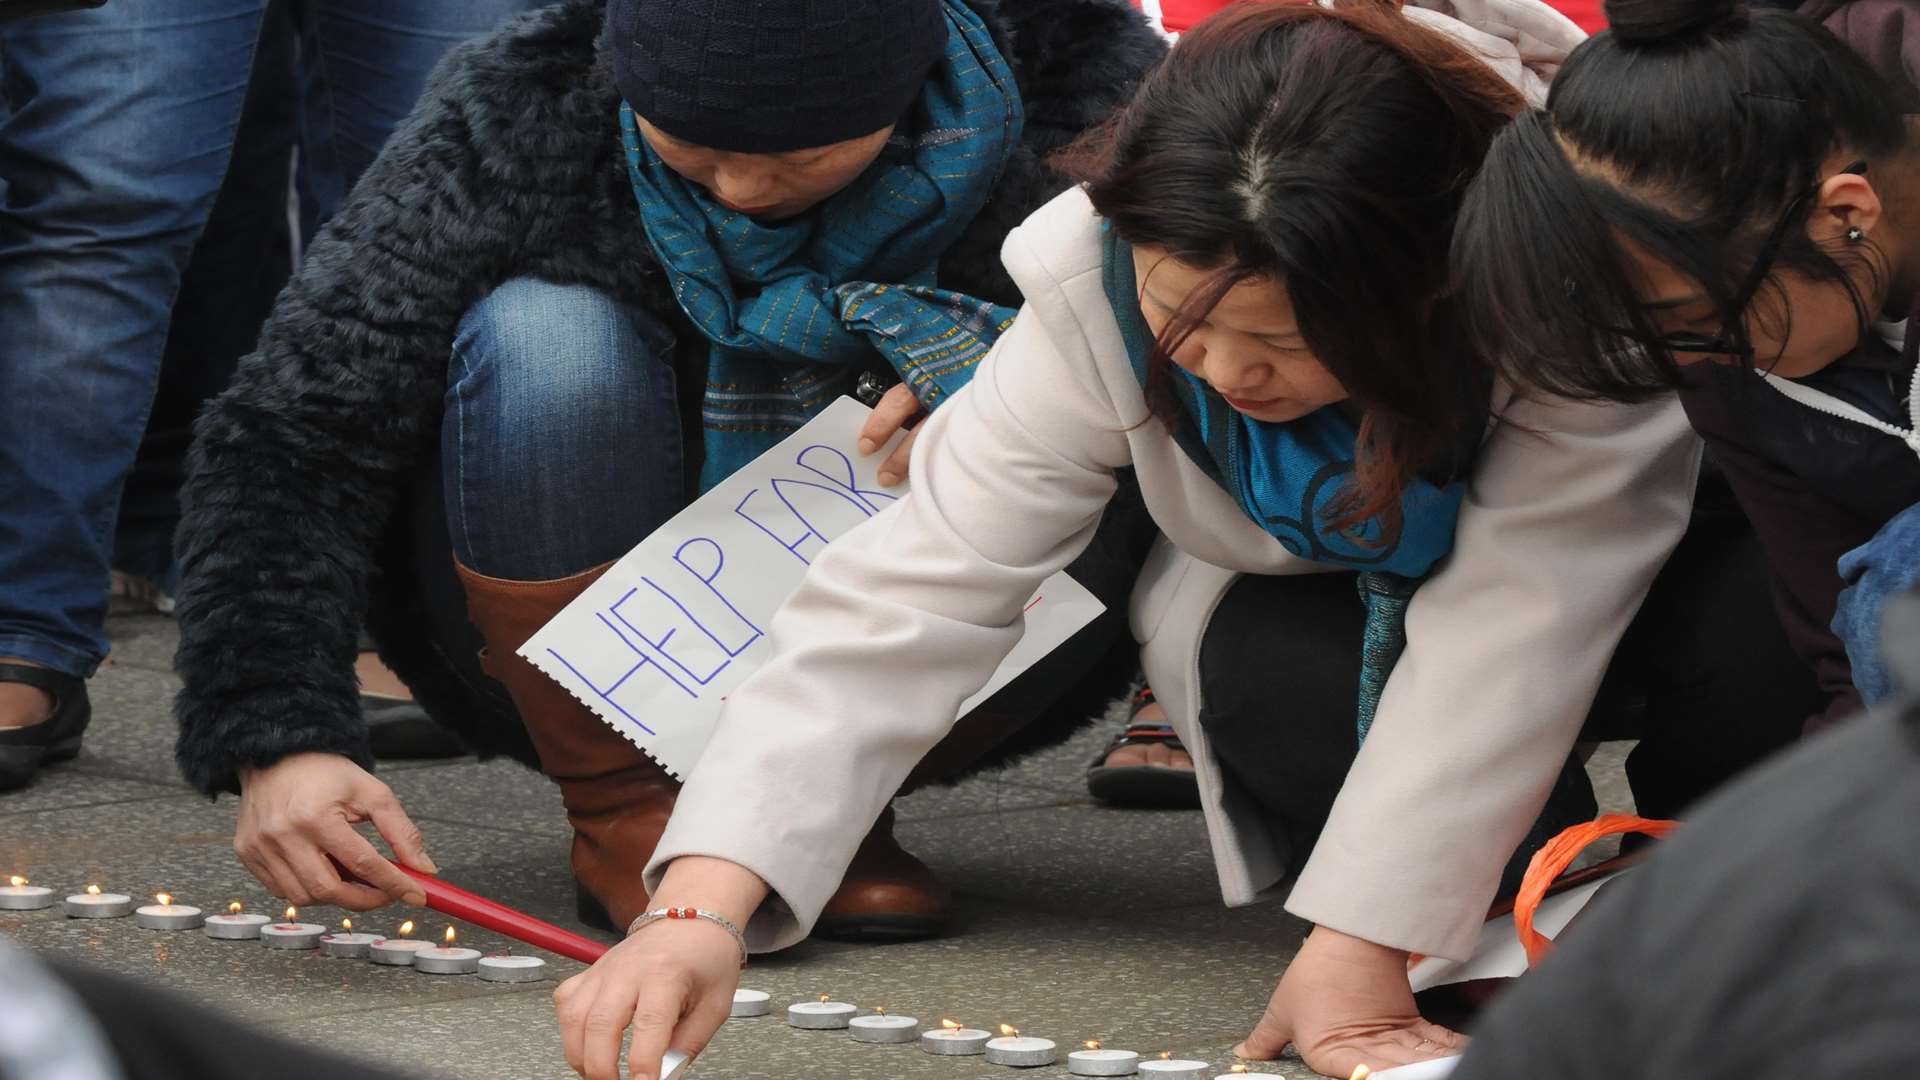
[{"left": 521, "top": 396, "right": 1105, "bottom": 781}]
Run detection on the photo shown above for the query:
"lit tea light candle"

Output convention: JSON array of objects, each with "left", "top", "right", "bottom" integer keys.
[
  {"left": 204, "top": 900, "right": 271, "bottom": 940},
  {"left": 1070, "top": 1040, "right": 1141, "bottom": 1076},
  {"left": 369, "top": 920, "right": 431, "bottom": 966},
  {"left": 133, "top": 893, "right": 203, "bottom": 931},
  {"left": 477, "top": 954, "right": 548, "bottom": 983},
  {"left": 787, "top": 993, "right": 857, "bottom": 1029},
  {"left": 413, "top": 926, "right": 482, "bottom": 974},
  {"left": 319, "top": 917, "right": 382, "bottom": 958},
  {"left": 922, "top": 1019, "right": 992, "bottom": 1056},
  {"left": 985, "top": 1025, "right": 1058, "bottom": 1068},
  {"left": 1137, "top": 1053, "right": 1209, "bottom": 1079},
  {"left": 0, "top": 875, "right": 55, "bottom": 911},
  {"left": 848, "top": 1006, "right": 919, "bottom": 1045},
  {"left": 729, "top": 988, "right": 772, "bottom": 1018},
  {"left": 64, "top": 884, "right": 133, "bottom": 919},
  {"left": 260, "top": 905, "right": 325, "bottom": 949}
]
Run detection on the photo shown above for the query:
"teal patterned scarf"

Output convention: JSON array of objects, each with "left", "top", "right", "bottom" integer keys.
[
  {"left": 620, "top": 0, "right": 1023, "bottom": 491},
  {"left": 1103, "top": 228, "right": 1470, "bottom": 741}
]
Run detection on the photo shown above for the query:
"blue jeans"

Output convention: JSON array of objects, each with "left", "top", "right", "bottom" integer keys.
[
  {"left": 0, "top": 0, "right": 545, "bottom": 677},
  {"left": 443, "top": 279, "right": 687, "bottom": 580},
  {"left": 1834, "top": 501, "right": 1920, "bottom": 706}
]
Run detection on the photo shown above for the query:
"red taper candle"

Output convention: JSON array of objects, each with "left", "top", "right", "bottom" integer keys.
[{"left": 390, "top": 864, "right": 609, "bottom": 965}]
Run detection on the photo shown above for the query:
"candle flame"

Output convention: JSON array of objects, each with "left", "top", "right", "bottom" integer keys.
[
  {"left": 228, "top": 901, "right": 243, "bottom": 914},
  {"left": 1348, "top": 1067, "right": 1372, "bottom": 1080},
  {"left": 941, "top": 1019, "right": 961, "bottom": 1031},
  {"left": 818, "top": 993, "right": 830, "bottom": 1004},
  {"left": 1000, "top": 1025, "right": 1019, "bottom": 1037},
  {"left": 284, "top": 905, "right": 298, "bottom": 921},
  {"left": 874, "top": 1005, "right": 886, "bottom": 1016},
  {"left": 155, "top": 893, "right": 171, "bottom": 906},
  {"left": 9, "top": 876, "right": 24, "bottom": 887},
  {"left": 1232, "top": 1066, "right": 1250, "bottom": 1074},
  {"left": 444, "top": 926, "right": 457, "bottom": 944},
  {"left": 341, "top": 918, "right": 353, "bottom": 931},
  {"left": 1160, "top": 1052, "right": 1172, "bottom": 1061},
  {"left": 399, "top": 920, "right": 415, "bottom": 937},
  {"left": 1086, "top": 1040, "right": 1102, "bottom": 1051},
  {"left": 86, "top": 885, "right": 101, "bottom": 895}
]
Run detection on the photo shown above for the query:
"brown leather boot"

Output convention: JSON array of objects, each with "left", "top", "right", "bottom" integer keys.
[
  {"left": 456, "top": 559, "right": 675, "bottom": 933},
  {"left": 457, "top": 560, "right": 1022, "bottom": 943}
]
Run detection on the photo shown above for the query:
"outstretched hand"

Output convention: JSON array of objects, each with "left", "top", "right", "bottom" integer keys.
[
  {"left": 1235, "top": 925, "right": 1465, "bottom": 1077},
  {"left": 234, "top": 752, "right": 436, "bottom": 910}
]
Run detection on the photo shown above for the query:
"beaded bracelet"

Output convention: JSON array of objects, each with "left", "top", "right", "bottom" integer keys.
[{"left": 627, "top": 907, "right": 749, "bottom": 969}]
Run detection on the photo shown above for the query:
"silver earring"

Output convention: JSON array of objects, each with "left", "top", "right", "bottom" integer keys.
[{"left": 1846, "top": 226, "right": 1866, "bottom": 243}]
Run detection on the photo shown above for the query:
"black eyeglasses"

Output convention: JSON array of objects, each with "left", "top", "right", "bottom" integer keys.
[{"left": 1653, "top": 160, "right": 1868, "bottom": 358}]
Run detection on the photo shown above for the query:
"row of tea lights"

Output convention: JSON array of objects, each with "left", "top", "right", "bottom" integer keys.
[
  {"left": 1, "top": 877, "right": 543, "bottom": 983},
  {"left": 768, "top": 993, "right": 1280, "bottom": 1076}
]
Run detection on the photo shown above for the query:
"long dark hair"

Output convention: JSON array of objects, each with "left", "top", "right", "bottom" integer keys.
[
  {"left": 1058, "top": 0, "right": 1522, "bottom": 534},
  {"left": 1454, "top": 0, "right": 1911, "bottom": 404}
]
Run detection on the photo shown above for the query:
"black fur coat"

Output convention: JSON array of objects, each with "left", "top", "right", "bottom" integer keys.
[{"left": 172, "top": 0, "right": 1164, "bottom": 795}]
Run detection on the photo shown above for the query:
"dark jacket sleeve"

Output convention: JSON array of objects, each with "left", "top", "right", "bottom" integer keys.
[
  {"left": 1692, "top": 427, "right": 1866, "bottom": 730},
  {"left": 937, "top": 0, "right": 1165, "bottom": 306},
  {"left": 171, "top": 27, "right": 559, "bottom": 796}
]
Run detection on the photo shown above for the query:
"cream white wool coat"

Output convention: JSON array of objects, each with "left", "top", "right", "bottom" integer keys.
[{"left": 651, "top": 0, "right": 1694, "bottom": 962}]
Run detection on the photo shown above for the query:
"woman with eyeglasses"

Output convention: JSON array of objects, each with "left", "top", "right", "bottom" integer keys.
[{"left": 1457, "top": 0, "right": 1920, "bottom": 725}]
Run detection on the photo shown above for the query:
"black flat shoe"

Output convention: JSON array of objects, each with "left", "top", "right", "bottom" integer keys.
[
  {"left": 0, "top": 663, "right": 91, "bottom": 792},
  {"left": 363, "top": 697, "right": 471, "bottom": 760}
]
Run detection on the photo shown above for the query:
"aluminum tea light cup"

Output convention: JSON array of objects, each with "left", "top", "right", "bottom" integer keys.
[
  {"left": 729, "top": 989, "right": 771, "bottom": 1018},
  {"left": 1069, "top": 1041, "right": 1142, "bottom": 1075},
  {"left": 413, "top": 926, "right": 482, "bottom": 974},
  {"left": 369, "top": 920, "right": 432, "bottom": 966},
  {"left": 204, "top": 901, "right": 272, "bottom": 940},
  {"left": 133, "top": 893, "right": 203, "bottom": 931},
  {"left": 986, "top": 1026, "right": 1058, "bottom": 1068},
  {"left": 319, "top": 918, "right": 382, "bottom": 958},
  {"left": 922, "top": 1020, "right": 993, "bottom": 1056},
  {"left": 64, "top": 885, "right": 133, "bottom": 919},
  {"left": 260, "top": 906, "right": 325, "bottom": 949},
  {"left": 847, "top": 1008, "right": 919, "bottom": 1044},
  {"left": 477, "top": 954, "right": 548, "bottom": 983},
  {"left": 787, "top": 995, "right": 858, "bottom": 1029},
  {"left": 0, "top": 875, "right": 54, "bottom": 911}
]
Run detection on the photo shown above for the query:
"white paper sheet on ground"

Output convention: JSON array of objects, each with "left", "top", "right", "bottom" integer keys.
[
  {"left": 1372, "top": 1055, "right": 1461, "bottom": 1079},
  {"left": 520, "top": 396, "right": 1106, "bottom": 781},
  {"left": 1405, "top": 871, "right": 1622, "bottom": 993}
]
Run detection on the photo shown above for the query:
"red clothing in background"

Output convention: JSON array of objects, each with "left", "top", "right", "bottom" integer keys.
[{"left": 1134, "top": 0, "right": 1603, "bottom": 36}]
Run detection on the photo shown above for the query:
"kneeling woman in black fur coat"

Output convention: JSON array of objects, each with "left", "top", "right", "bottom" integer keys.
[{"left": 170, "top": 0, "right": 1165, "bottom": 939}]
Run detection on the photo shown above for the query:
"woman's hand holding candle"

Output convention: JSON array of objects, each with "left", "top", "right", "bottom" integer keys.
[
  {"left": 234, "top": 752, "right": 437, "bottom": 910},
  {"left": 1232, "top": 925, "right": 1464, "bottom": 1077},
  {"left": 553, "top": 855, "right": 767, "bottom": 1080}
]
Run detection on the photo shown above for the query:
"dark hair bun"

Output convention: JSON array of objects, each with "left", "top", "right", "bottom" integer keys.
[{"left": 1604, "top": 0, "right": 1746, "bottom": 44}]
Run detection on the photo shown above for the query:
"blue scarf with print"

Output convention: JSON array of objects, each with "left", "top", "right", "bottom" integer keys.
[
  {"left": 1103, "top": 230, "right": 1468, "bottom": 739},
  {"left": 621, "top": 0, "right": 1022, "bottom": 491}
]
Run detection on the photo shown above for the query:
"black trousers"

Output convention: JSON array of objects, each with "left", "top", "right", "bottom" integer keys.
[{"left": 1195, "top": 473, "right": 1825, "bottom": 895}]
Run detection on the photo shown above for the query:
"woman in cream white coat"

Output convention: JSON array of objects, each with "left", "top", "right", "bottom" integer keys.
[{"left": 549, "top": 2, "right": 1823, "bottom": 1077}]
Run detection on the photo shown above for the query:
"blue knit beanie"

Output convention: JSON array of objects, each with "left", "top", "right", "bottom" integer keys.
[{"left": 608, "top": 0, "right": 949, "bottom": 154}]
